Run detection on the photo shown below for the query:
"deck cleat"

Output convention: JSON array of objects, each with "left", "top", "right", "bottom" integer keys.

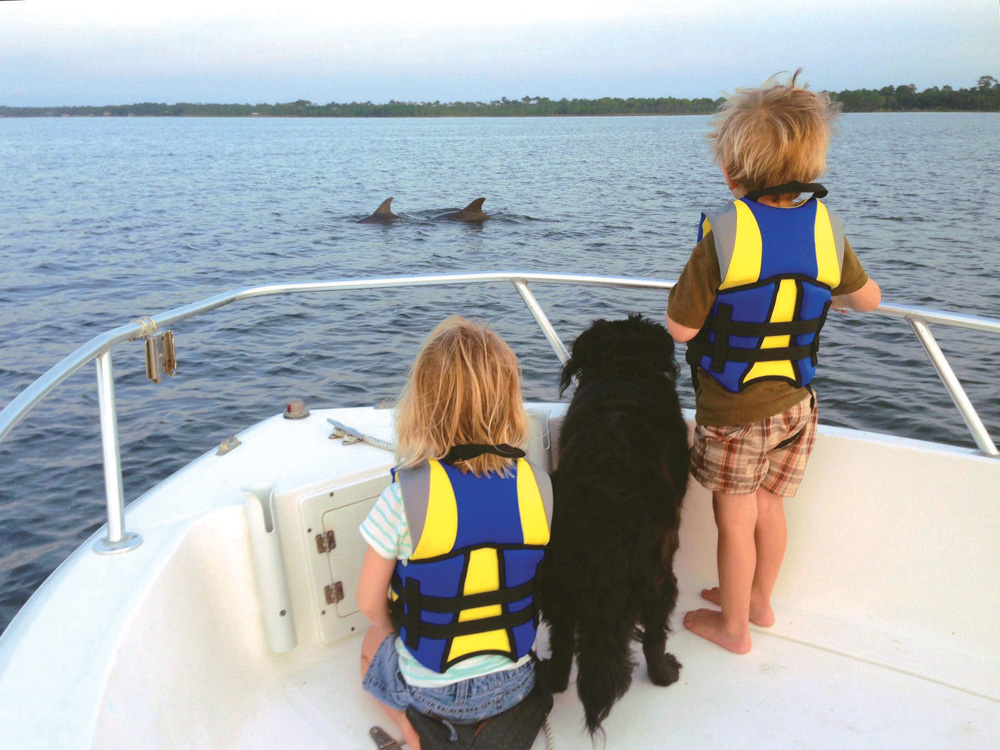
[
  {"left": 216, "top": 436, "right": 242, "bottom": 455},
  {"left": 369, "top": 726, "right": 403, "bottom": 749}
]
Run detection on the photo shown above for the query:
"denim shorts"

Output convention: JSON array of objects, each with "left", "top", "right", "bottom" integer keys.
[{"left": 362, "top": 633, "right": 536, "bottom": 723}]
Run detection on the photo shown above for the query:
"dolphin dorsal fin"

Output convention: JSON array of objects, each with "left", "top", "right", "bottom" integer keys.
[
  {"left": 375, "top": 197, "right": 394, "bottom": 214},
  {"left": 463, "top": 198, "right": 486, "bottom": 212}
]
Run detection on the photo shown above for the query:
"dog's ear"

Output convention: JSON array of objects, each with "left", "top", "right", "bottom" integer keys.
[
  {"left": 558, "top": 358, "right": 576, "bottom": 396},
  {"left": 626, "top": 313, "right": 680, "bottom": 381},
  {"left": 650, "top": 329, "right": 680, "bottom": 382},
  {"left": 559, "top": 319, "right": 608, "bottom": 395},
  {"left": 559, "top": 340, "right": 587, "bottom": 395}
]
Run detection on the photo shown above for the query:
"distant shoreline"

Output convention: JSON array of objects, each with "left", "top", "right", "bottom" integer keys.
[
  {"left": 1, "top": 80, "right": 997, "bottom": 117},
  {"left": 0, "top": 111, "right": 996, "bottom": 119}
]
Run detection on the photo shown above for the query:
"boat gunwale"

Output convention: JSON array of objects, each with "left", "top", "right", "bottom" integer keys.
[
  {"left": 1, "top": 271, "right": 998, "bottom": 552},
  {"left": 3, "top": 271, "right": 998, "bottom": 444}
]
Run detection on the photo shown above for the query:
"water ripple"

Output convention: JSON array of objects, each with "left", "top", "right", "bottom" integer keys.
[{"left": 0, "top": 113, "right": 998, "bottom": 635}]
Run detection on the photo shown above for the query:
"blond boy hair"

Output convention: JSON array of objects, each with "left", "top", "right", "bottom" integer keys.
[
  {"left": 709, "top": 69, "right": 841, "bottom": 198},
  {"left": 395, "top": 317, "right": 529, "bottom": 476}
]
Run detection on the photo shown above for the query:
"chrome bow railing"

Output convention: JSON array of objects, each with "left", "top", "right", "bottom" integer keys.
[{"left": 1, "top": 272, "right": 998, "bottom": 555}]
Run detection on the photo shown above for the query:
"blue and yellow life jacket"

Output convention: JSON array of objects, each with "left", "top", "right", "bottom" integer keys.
[
  {"left": 686, "top": 184, "right": 846, "bottom": 393},
  {"left": 390, "top": 448, "right": 552, "bottom": 674}
]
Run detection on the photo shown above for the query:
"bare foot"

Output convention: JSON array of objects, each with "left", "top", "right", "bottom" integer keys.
[
  {"left": 683, "top": 608, "right": 752, "bottom": 654},
  {"left": 700, "top": 587, "right": 776, "bottom": 628}
]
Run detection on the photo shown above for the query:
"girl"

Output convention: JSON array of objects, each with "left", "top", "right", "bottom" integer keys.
[{"left": 357, "top": 317, "right": 553, "bottom": 749}]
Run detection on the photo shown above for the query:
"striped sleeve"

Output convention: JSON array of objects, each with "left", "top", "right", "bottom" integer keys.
[{"left": 359, "top": 482, "right": 413, "bottom": 561}]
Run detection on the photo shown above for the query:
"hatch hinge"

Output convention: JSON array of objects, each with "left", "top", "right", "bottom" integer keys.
[
  {"left": 325, "top": 582, "right": 345, "bottom": 605},
  {"left": 315, "top": 529, "right": 337, "bottom": 553}
]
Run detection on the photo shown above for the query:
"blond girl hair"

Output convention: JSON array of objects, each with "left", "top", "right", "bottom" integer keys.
[
  {"left": 395, "top": 317, "right": 529, "bottom": 477},
  {"left": 709, "top": 69, "right": 841, "bottom": 198}
]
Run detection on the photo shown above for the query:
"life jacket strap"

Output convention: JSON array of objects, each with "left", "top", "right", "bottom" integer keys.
[
  {"left": 714, "top": 343, "right": 819, "bottom": 365},
  {"left": 441, "top": 444, "right": 526, "bottom": 464},
  {"left": 707, "top": 316, "right": 825, "bottom": 338},
  {"left": 689, "top": 303, "right": 827, "bottom": 373},
  {"left": 403, "top": 577, "right": 423, "bottom": 651},
  {"left": 744, "top": 181, "right": 828, "bottom": 201},
  {"left": 393, "top": 572, "right": 538, "bottom": 651},
  {"left": 392, "top": 573, "right": 536, "bottom": 613},
  {"left": 410, "top": 607, "right": 536, "bottom": 641}
]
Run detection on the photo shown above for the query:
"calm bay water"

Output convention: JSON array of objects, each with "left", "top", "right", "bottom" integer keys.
[{"left": 1, "top": 114, "right": 998, "bottom": 634}]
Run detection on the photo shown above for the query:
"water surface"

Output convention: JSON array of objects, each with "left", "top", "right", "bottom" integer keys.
[{"left": 1, "top": 113, "right": 998, "bottom": 633}]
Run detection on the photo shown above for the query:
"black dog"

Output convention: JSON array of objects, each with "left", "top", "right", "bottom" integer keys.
[{"left": 538, "top": 314, "right": 689, "bottom": 734}]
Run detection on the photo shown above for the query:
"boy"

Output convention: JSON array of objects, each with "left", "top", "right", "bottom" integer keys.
[{"left": 666, "top": 71, "right": 881, "bottom": 654}]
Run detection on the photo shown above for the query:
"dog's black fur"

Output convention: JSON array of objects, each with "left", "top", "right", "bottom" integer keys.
[{"left": 538, "top": 314, "right": 689, "bottom": 734}]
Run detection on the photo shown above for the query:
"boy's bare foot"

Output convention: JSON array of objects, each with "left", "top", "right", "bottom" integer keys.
[
  {"left": 683, "top": 608, "right": 752, "bottom": 654},
  {"left": 700, "top": 587, "right": 775, "bottom": 628}
]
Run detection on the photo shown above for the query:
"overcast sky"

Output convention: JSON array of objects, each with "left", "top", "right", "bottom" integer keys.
[{"left": 1, "top": 0, "right": 997, "bottom": 106}]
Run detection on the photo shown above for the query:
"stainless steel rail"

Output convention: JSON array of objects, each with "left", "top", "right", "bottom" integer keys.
[{"left": 1, "top": 272, "right": 998, "bottom": 554}]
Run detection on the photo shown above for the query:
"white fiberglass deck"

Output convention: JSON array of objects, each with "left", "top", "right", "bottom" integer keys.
[
  {"left": 195, "top": 610, "right": 999, "bottom": 749},
  {"left": 236, "top": 616, "right": 998, "bottom": 749},
  {"left": 1, "top": 405, "right": 998, "bottom": 749}
]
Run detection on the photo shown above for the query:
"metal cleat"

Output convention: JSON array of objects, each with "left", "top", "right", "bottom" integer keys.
[
  {"left": 369, "top": 726, "right": 404, "bottom": 749},
  {"left": 216, "top": 436, "right": 241, "bottom": 456},
  {"left": 326, "top": 418, "right": 396, "bottom": 452}
]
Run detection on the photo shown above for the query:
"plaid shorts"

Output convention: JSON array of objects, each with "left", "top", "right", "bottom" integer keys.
[{"left": 691, "top": 391, "right": 818, "bottom": 497}]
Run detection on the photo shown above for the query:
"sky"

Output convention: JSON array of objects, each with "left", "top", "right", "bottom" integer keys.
[{"left": 1, "top": 0, "right": 997, "bottom": 107}]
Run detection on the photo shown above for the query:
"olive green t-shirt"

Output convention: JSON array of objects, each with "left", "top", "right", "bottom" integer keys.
[{"left": 667, "top": 232, "right": 869, "bottom": 426}]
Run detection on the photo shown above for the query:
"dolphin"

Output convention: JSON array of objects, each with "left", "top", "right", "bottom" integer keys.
[
  {"left": 358, "top": 197, "right": 401, "bottom": 224},
  {"left": 434, "top": 198, "right": 490, "bottom": 222}
]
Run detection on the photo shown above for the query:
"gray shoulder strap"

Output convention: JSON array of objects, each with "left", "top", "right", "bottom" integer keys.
[
  {"left": 400, "top": 460, "right": 554, "bottom": 542},
  {"left": 396, "top": 463, "right": 431, "bottom": 550},
  {"left": 526, "top": 460, "right": 554, "bottom": 526},
  {"left": 702, "top": 201, "right": 739, "bottom": 282}
]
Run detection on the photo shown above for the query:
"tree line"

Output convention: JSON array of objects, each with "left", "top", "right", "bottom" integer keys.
[
  {"left": 2, "top": 78, "right": 996, "bottom": 118},
  {"left": 829, "top": 76, "right": 999, "bottom": 112},
  {"left": 0, "top": 95, "right": 723, "bottom": 118}
]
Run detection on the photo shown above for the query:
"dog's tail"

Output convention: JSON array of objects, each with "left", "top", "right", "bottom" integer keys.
[{"left": 575, "top": 619, "right": 635, "bottom": 734}]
